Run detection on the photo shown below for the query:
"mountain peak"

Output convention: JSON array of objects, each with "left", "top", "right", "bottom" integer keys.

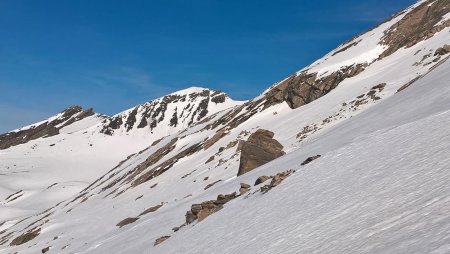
[{"left": 99, "top": 86, "right": 242, "bottom": 135}]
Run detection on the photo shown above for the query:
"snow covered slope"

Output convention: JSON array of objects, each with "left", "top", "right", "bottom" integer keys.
[
  {"left": 0, "top": 87, "right": 242, "bottom": 225},
  {"left": 0, "top": 0, "right": 449, "bottom": 253}
]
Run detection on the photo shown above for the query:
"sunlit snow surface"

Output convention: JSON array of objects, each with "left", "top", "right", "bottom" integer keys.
[{"left": 0, "top": 2, "right": 449, "bottom": 252}]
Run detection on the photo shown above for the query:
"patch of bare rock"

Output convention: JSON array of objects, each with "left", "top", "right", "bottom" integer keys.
[
  {"left": 238, "top": 129, "right": 285, "bottom": 176},
  {"left": 154, "top": 235, "right": 170, "bottom": 246},
  {"left": 10, "top": 228, "right": 41, "bottom": 246},
  {"left": 116, "top": 217, "right": 139, "bottom": 228}
]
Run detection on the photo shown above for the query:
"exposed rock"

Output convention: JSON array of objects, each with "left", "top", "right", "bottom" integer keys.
[
  {"left": 42, "top": 246, "right": 50, "bottom": 253},
  {"left": 0, "top": 106, "right": 95, "bottom": 150},
  {"left": 204, "top": 180, "right": 221, "bottom": 190},
  {"left": 371, "top": 83, "right": 386, "bottom": 91},
  {"left": 255, "top": 175, "right": 270, "bottom": 186},
  {"left": 260, "top": 170, "right": 294, "bottom": 193},
  {"left": 172, "top": 223, "right": 186, "bottom": 232},
  {"left": 185, "top": 192, "right": 237, "bottom": 224},
  {"left": 211, "top": 94, "right": 226, "bottom": 104},
  {"left": 238, "top": 130, "right": 285, "bottom": 176},
  {"left": 434, "top": 45, "right": 450, "bottom": 56},
  {"left": 263, "top": 63, "right": 367, "bottom": 109},
  {"left": 131, "top": 141, "right": 203, "bottom": 187},
  {"left": 10, "top": 228, "right": 41, "bottom": 246},
  {"left": 116, "top": 217, "right": 139, "bottom": 228},
  {"left": 154, "top": 235, "right": 170, "bottom": 246},
  {"left": 139, "top": 204, "right": 163, "bottom": 216},
  {"left": 125, "top": 108, "right": 138, "bottom": 131},
  {"left": 301, "top": 155, "right": 321, "bottom": 165},
  {"left": 380, "top": 0, "right": 450, "bottom": 58},
  {"left": 185, "top": 211, "right": 197, "bottom": 224},
  {"left": 239, "top": 183, "right": 250, "bottom": 194},
  {"left": 204, "top": 129, "right": 228, "bottom": 150},
  {"left": 205, "top": 155, "right": 215, "bottom": 164}
]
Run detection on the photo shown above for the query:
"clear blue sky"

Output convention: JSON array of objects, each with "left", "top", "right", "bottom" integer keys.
[{"left": 0, "top": 0, "right": 416, "bottom": 133}]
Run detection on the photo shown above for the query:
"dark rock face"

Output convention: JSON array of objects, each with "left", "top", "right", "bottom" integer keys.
[
  {"left": 238, "top": 130, "right": 285, "bottom": 176},
  {"left": 300, "top": 155, "right": 321, "bottom": 166},
  {"left": 0, "top": 106, "right": 94, "bottom": 150},
  {"left": 10, "top": 228, "right": 41, "bottom": 246},
  {"left": 263, "top": 63, "right": 367, "bottom": 109},
  {"left": 380, "top": 0, "right": 450, "bottom": 58},
  {"left": 41, "top": 246, "right": 50, "bottom": 253}
]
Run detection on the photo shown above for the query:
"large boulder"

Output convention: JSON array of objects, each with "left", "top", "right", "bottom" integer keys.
[{"left": 237, "top": 130, "right": 285, "bottom": 176}]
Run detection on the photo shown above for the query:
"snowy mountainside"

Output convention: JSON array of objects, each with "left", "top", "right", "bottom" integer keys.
[
  {"left": 0, "top": 87, "right": 242, "bottom": 226},
  {"left": 99, "top": 87, "right": 242, "bottom": 136},
  {"left": 0, "top": 0, "right": 449, "bottom": 253}
]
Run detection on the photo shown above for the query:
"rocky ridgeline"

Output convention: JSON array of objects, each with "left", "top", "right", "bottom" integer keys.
[
  {"left": 100, "top": 89, "right": 231, "bottom": 135},
  {"left": 0, "top": 106, "right": 94, "bottom": 150}
]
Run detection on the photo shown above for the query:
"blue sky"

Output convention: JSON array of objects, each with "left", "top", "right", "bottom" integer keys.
[{"left": 0, "top": 0, "right": 416, "bottom": 133}]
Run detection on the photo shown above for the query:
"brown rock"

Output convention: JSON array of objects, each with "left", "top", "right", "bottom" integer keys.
[
  {"left": 380, "top": 0, "right": 450, "bottom": 58},
  {"left": 154, "top": 235, "right": 170, "bottom": 246},
  {"left": 190, "top": 204, "right": 203, "bottom": 216},
  {"left": 139, "top": 204, "right": 163, "bottom": 216},
  {"left": 262, "top": 63, "right": 366, "bottom": 110},
  {"left": 116, "top": 217, "right": 139, "bottom": 228},
  {"left": 434, "top": 45, "right": 450, "bottom": 56},
  {"left": 204, "top": 129, "right": 228, "bottom": 150},
  {"left": 260, "top": 170, "right": 294, "bottom": 193},
  {"left": 42, "top": 246, "right": 50, "bottom": 253},
  {"left": 238, "top": 130, "right": 285, "bottom": 176},
  {"left": 197, "top": 208, "right": 211, "bottom": 222},
  {"left": 239, "top": 183, "right": 251, "bottom": 194},
  {"left": 10, "top": 228, "right": 41, "bottom": 246},
  {"left": 254, "top": 175, "right": 270, "bottom": 186}
]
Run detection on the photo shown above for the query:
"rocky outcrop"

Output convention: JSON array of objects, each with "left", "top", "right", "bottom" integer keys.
[
  {"left": 237, "top": 130, "right": 285, "bottom": 176},
  {"left": 101, "top": 88, "right": 235, "bottom": 135},
  {"left": 254, "top": 175, "right": 270, "bottom": 186},
  {"left": 139, "top": 204, "right": 164, "bottom": 216},
  {"left": 10, "top": 228, "right": 41, "bottom": 246},
  {"left": 0, "top": 106, "right": 94, "bottom": 150},
  {"left": 185, "top": 193, "right": 237, "bottom": 224},
  {"left": 239, "top": 183, "right": 250, "bottom": 194},
  {"left": 434, "top": 45, "right": 450, "bottom": 56},
  {"left": 263, "top": 63, "right": 367, "bottom": 109},
  {"left": 260, "top": 170, "right": 294, "bottom": 193},
  {"left": 380, "top": 0, "right": 450, "bottom": 58}
]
